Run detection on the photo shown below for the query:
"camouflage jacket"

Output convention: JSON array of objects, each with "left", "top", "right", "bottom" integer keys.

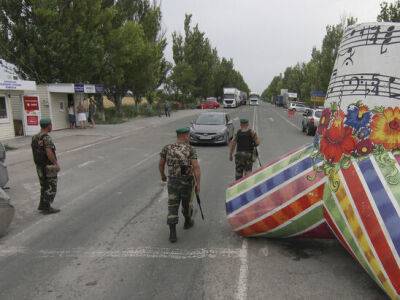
[
  {"left": 31, "top": 132, "right": 56, "bottom": 167},
  {"left": 160, "top": 142, "right": 197, "bottom": 178}
]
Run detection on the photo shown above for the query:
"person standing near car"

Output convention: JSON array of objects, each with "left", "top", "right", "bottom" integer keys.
[
  {"left": 159, "top": 127, "right": 201, "bottom": 243},
  {"left": 31, "top": 118, "right": 60, "bottom": 214},
  {"left": 229, "top": 119, "right": 260, "bottom": 180}
]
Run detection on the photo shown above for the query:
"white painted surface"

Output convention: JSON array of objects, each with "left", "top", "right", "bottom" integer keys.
[
  {"left": 0, "top": 80, "right": 36, "bottom": 91},
  {"left": 326, "top": 22, "right": 400, "bottom": 110},
  {"left": 50, "top": 92, "right": 69, "bottom": 130},
  {"left": 0, "top": 95, "right": 15, "bottom": 140},
  {"left": 47, "top": 83, "right": 74, "bottom": 94}
]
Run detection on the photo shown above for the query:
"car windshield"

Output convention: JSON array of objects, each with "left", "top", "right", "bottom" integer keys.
[
  {"left": 196, "top": 114, "right": 225, "bottom": 125},
  {"left": 314, "top": 111, "right": 322, "bottom": 117},
  {"left": 224, "top": 94, "right": 234, "bottom": 99}
]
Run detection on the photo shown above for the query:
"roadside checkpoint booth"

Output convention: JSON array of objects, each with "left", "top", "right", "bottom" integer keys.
[
  {"left": 0, "top": 79, "right": 37, "bottom": 140},
  {"left": 7, "top": 82, "right": 103, "bottom": 136},
  {"left": 34, "top": 83, "right": 103, "bottom": 131}
]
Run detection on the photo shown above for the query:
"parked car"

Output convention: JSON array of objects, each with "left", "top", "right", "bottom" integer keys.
[
  {"left": 301, "top": 108, "right": 322, "bottom": 136},
  {"left": 289, "top": 102, "right": 307, "bottom": 112},
  {"left": 190, "top": 112, "right": 234, "bottom": 145},
  {"left": 198, "top": 99, "right": 220, "bottom": 109}
]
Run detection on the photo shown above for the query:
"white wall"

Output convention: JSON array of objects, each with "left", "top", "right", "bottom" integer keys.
[
  {"left": 50, "top": 93, "right": 68, "bottom": 130},
  {"left": 0, "top": 93, "right": 15, "bottom": 141}
]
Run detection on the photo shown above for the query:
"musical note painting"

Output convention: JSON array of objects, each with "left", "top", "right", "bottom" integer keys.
[{"left": 226, "top": 22, "right": 400, "bottom": 299}]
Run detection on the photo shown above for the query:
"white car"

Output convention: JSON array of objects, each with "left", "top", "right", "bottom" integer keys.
[{"left": 289, "top": 102, "right": 307, "bottom": 112}]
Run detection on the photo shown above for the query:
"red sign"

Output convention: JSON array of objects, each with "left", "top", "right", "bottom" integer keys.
[
  {"left": 23, "top": 96, "right": 39, "bottom": 112},
  {"left": 26, "top": 115, "right": 38, "bottom": 126}
]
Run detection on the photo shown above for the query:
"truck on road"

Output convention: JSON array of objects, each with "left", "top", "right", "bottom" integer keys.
[
  {"left": 223, "top": 88, "right": 240, "bottom": 108},
  {"left": 249, "top": 92, "right": 260, "bottom": 106}
]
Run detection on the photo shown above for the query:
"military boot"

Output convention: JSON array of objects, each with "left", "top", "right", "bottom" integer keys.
[
  {"left": 169, "top": 224, "right": 177, "bottom": 243},
  {"left": 42, "top": 206, "right": 60, "bottom": 215},
  {"left": 37, "top": 201, "right": 48, "bottom": 211},
  {"left": 183, "top": 217, "right": 194, "bottom": 230}
]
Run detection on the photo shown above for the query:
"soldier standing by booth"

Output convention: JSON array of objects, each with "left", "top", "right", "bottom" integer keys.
[
  {"left": 31, "top": 118, "right": 60, "bottom": 214},
  {"left": 229, "top": 118, "right": 260, "bottom": 180},
  {"left": 159, "top": 127, "right": 201, "bottom": 243}
]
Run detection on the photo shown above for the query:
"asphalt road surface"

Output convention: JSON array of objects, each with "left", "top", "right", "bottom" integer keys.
[{"left": 0, "top": 103, "right": 386, "bottom": 299}]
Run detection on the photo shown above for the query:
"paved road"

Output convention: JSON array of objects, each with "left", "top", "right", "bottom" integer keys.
[{"left": 0, "top": 103, "right": 386, "bottom": 299}]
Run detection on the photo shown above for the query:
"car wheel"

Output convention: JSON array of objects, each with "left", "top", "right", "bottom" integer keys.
[{"left": 224, "top": 133, "right": 229, "bottom": 146}]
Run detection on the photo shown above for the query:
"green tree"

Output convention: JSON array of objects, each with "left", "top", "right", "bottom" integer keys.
[
  {"left": 0, "top": 0, "right": 168, "bottom": 112},
  {"left": 378, "top": 1, "right": 400, "bottom": 22},
  {"left": 0, "top": 0, "right": 112, "bottom": 83}
]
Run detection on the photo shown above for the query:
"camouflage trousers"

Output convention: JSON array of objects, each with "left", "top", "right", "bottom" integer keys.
[
  {"left": 235, "top": 151, "right": 254, "bottom": 180},
  {"left": 36, "top": 166, "right": 58, "bottom": 207},
  {"left": 167, "top": 177, "right": 194, "bottom": 225}
]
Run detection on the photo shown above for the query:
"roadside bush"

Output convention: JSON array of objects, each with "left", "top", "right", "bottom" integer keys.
[
  {"left": 100, "top": 103, "right": 161, "bottom": 124},
  {"left": 122, "top": 105, "right": 138, "bottom": 119}
]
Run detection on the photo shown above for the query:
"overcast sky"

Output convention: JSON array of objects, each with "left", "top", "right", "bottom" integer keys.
[{"left": 161, "top": 0, "right": 382, "bottom": 93}]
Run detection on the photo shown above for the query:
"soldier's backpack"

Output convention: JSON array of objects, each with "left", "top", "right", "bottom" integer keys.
[{"left": 31, "top": 133, "right": 49, "bottom": 167}]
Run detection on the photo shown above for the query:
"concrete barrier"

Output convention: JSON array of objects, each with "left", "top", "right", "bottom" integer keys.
[{"left": 0, "top": 188, "right": 14, "bottom": 237}]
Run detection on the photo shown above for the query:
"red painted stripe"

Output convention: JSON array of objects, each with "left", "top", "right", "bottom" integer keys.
[
  {"left": 229, "top": 143, "right": 312, "bottom": 186},
  {"left": 295, "top": 222, "right": 334, "bottom": 239},
  {"left": 324, "top": 209, "right": 356, "bottom": 259},
  {"left": 228, "top": 169, "right": 325, "bottom": 229},
  {"left": 342, "top": 164, "right": 400, "bottom": 293},
  {"left": 238, "top": 184, "right": 324, "bottom": 237}
]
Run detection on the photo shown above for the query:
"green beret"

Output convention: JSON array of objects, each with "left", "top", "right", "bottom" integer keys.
[
  {"left": 40, "top": 117, "right": 52, "bottom": 126},
  {"left": 176, "top": 127, "right": 190, "bottom": 134},
  {"left": 240, "top": 118, "right": 249, "bottom": 124}
]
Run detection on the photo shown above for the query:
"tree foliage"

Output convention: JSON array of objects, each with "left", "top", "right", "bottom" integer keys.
[
  {"left": 0, "top": 0, "right": 168, "bottom": 109},
  {"left": 261, "top": 18, "right": 356, "bottom": 104},
  {"left": 378, "top": 1, "right": 400, "bottom": 22}
]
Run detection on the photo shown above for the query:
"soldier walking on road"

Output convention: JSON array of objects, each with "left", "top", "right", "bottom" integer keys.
[
  {"left": 159, "top": 127, "right": 201, "bottom": 243},
  {"left": 31, "top": 118, "right": 60, "bottom": 214},
  {"left": 229, "top": 118, "right": 260, "bottom": 180}
]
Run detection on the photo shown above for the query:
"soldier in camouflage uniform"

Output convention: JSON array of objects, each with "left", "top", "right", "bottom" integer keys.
[
  {"left": 31, "top": 118, "right": 60, "bottom": 214},
  {"left": 229, "top": 118, "right": 260, "bottom": 180},
  {"left": 159, "top": 127, "right": 201, "bottom": 243}
]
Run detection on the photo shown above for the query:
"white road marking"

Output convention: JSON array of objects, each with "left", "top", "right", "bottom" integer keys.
[
  {"left": 259, "top": 247, "right": 269, "bottom": 257},
  {"left": 236, "top": 239, "right": 249, "bottom": 300},
  {"left": 268, "top": 117, "right": 274, "bottom": 122},
  {"left": 234, "top": 106, "right": 260, "bottom": 300},
  {"left": 78, "top": 160, "right": 96, "bottom": 168},
  {"left": 0, "top": 246, "right": 241, "bottom": 260},
  {"left": 273, "top": 109, "right": 301, "bottom": 129}
]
